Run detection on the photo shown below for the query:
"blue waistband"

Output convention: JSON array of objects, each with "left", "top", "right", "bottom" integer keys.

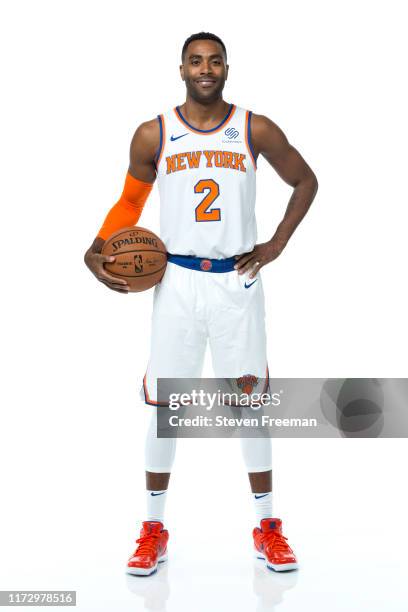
[{"left": 167, "top": 253, "right": 236, "bottom": 273}]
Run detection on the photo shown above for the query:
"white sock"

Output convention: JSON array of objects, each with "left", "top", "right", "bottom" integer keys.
[
  {"left": 252, "top": 492, "right": 273, "bottom": 524},
  {"left": 146, "top": 490, "right": 168, "bottom": 523}
]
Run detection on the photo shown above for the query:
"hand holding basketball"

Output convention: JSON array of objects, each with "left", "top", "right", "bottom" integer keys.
[
  {"left": 101, "top": 227, "right": 167, "bottom": 292},
  {"left": 84, "top": 250, "right": 130, "bottom": 293}
]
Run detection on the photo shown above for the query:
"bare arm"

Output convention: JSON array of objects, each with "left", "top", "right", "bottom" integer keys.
[
  {"left": 235, "top": 114, "right": 318, "bottom": 277},
  {"left": 84, "top": 118, "right": 160, "bottom": 292}
]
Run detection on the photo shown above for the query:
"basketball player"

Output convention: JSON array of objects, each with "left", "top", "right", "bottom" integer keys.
[{"left": 84, "top": 32, "right": 318, "bottom": 575}]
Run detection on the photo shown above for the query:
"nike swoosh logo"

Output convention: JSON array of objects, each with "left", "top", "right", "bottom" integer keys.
[
  {"left": 170, "top": 133, "right": 188, "bottom": 141},
  {"left": 254, "top": 493, "right": 269, "bottom": 499},
  {"left": 150, "top": 491, "right": 165, "bottom": 496},
  {"left": 244, "top": 279, "right": 258, "bottom": 289}
]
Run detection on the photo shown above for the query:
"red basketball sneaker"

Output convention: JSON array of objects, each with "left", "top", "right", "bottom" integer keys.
[
  {"left": 127, "top": 521, "right": 169, "bottom": 576},
  {"left": 253, "top": 518, "right": 298, "bottom": 572}
]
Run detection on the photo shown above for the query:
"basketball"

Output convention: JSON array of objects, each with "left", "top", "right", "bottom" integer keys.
[{"left": 101, "top": 226, "right": 167, "bottom": 292}]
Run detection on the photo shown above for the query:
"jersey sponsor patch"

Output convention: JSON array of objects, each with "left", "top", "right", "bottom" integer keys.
[{"left": 222, "top": 126, "right": 242, "bottom": 143}]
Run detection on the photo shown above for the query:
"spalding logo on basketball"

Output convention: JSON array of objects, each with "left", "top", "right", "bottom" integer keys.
[{"left": 101, "top": 226, "right": 167, "bottom": 292}]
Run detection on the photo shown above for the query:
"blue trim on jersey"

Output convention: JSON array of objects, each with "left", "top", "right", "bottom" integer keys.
[
  {"left": 154, "top": 115, "right": 163, "bottom": 164},
  {"left": 175, "top": 103, "right": 234, "bottom": 133},
  {"left": 167, "top": 253, "right": 236, "bottom": 273},
  {"left": 247, "top": 111, "right": 257, "bottom": 168}
]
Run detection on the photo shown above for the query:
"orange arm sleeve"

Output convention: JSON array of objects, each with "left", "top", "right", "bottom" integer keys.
[{"left": 97, "top": 172, "right": 154, "bottom": 240}]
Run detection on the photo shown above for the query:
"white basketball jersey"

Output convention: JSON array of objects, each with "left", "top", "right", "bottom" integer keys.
[{"left": 154, "top": 103, "right": 257, "bottom": 259}]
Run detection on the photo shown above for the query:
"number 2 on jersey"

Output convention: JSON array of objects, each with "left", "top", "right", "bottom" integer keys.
[{"left": 194, "top": 179, "right": 221, "bottom": 222}]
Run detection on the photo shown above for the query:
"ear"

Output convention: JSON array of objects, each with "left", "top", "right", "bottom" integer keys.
[
  {"left": 179, "top": 64, "right": 185, "bottom": 81},
  {"left": 225, "top": 64, "right": 229, "bottom": 80}
]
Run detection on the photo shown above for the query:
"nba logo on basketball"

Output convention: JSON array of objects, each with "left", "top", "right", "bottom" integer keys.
[
  {"left": 134, "top": 254, "right": 143, "bottom": 273},
  {"left": 236, "top": 374, "right": 259, "bottom": 394}
]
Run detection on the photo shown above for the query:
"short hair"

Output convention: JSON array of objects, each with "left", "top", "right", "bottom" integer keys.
[{"left": 181, "top": 32, "right": 227, "bottom": 63}]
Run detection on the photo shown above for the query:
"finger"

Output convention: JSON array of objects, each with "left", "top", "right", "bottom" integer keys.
[
  {"left": 98, "top": 271, "right": 129, "bottom": 286},
  {"left": 240, "top": 258, "right": 263, "bottom": 276},
  {"left": 98, "top": 276, "right": 129, "bottom": 289},
  {"left": 100, "top": 280, "right": 129, "bottom": 293},
  {"left": 99, "top": 254, "right": 116, "bottom": 264},
  {"left": 109, "top": 287, "right": 129, "bottom": 294},
  {"left": 236, "top": 256, "right": 258, "bottom": 274},
  {"left": 249, "top": 261, "right": 263, "bottom": 279},
  {"left": 112, "top": 287, "right": 129, "bottom": 294},
  {"left": 235, "top": 254, "right": 255, "bottom": 270},
  {"left": 238, "top": 261, "right": 258, "bottom": 275}
]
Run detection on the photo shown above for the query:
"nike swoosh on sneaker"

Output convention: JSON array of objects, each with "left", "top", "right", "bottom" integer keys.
[
  {"left": 244, "top": 279, "right": 258, "bottom": 289},
  {"left": 151, "top": 492, "right": 166, "bottom": 496},
  {"left": 254, "top": 493, "right": 269, "bottom": 499},
  {"left": 170, "top": 133, "right": 188, "bottom": 141}
]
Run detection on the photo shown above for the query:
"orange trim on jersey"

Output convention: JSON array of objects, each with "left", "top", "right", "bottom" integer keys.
[
  {"left": 143, "top": 373, "right": 169, "bottom": 407},
  {"left": 155, "top": 114, "right": 166, "bottom": 168},
  {"left": 263, "top": 365, "right": 270, "bottom": 394},
  {"left": 245, "top": 110, "right": 257, "bottom": 170},
  {"left": 173, "top": 104, "right": 237, "bottom": 135}
]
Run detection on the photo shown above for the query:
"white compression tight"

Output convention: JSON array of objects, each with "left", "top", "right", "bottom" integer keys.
[
  {"left": 144, "top": 410, "right": 272, "bottom": 474},
  {"left": 239, "top": 436, "right": 272, "bottom": 473},
  {"left": 144, "top": 409, "right": 177, "bottom": 473}
]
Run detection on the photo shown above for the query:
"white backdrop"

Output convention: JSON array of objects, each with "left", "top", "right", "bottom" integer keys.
[{"left": 1, "top": 1, "right": 407, "bottom": 611}]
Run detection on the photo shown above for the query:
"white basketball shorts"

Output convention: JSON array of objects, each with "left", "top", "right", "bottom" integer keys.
[{"left": 141, "top": 254, "right": 268, "bottom": 405}]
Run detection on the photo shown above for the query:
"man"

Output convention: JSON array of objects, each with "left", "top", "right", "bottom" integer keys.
[{"left": 85, "top": 31, "right": 318, "bottom": 576}]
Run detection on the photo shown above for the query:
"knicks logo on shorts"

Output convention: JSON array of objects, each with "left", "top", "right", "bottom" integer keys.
[
  {"left": 236, "top": 374, "right": 259, "bottom": 394},
  {"left": 200, "top": 259, "right": 212, "bottom": 271}
]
